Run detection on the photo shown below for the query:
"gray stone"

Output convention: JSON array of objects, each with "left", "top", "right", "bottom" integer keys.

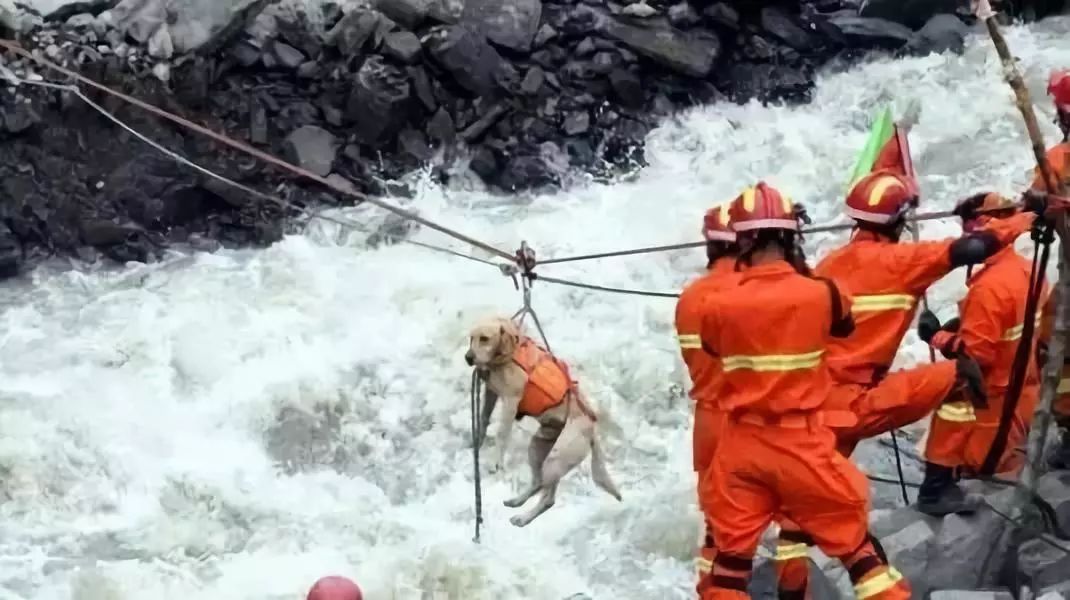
[
  {"left": 703, "top": 2, "right": 738, "bottom": 29},
  {"left": 425, "top": 25, "right": 507, "bottom": 97},
  {"left": 929, "top": 592, "right": 1014, "bottom": 600},
  {"left": 621, "top": 1, "right": 657, "bottom": 18},
  {"left": 398, "top": 128, "right": 432, "bottom": 161},
  {"left": 229, "top": 40, "right": 261, "bottom": 66},
  {"left": 427, "top": 0, "right": 464, "bottom": 24},
  {"left": 1020, "top": 537, "right": 1070, "bottom": 590},
  {"left": 859, "top": 0, "right": 961, "bottom": 29},
  {"left": 828, "top": 16, "right": 913, "bottom": 49},
  {"left": 284, "top": 126, "right": 339, "bottom": 177},
  {"left": 346, "top": 56, "right": 415, "bottom": 145},
  {"left": 408, "top": 66, "right": 437, "bottom": 111},
  {"left": 563, "top": 111, "right": 590, "bottom": 135},
  {"left": 460, "top": 0, "right": 542, "bottom": 53},
  {"left": 326, "top": 9, "right": 382, "bottom": 56},
  {"left": 375, "top": 0, "right": 429, "bottom": 29},
  {"left": 249, "top": 100, "right": 268, "bottom": 144},
  {"left": 603, "top": 16, "right": 719, "bottom": 78},
  {"left": 923, "top": 488, "right": 1015, "bottom": 592},
  {"left": 297, "top": 61, "right": 320, "bottom": 79},
  {"left": 111, "top": 0, "right": 165, "bottom": 43},
  {"left": 667, "top": 2, "right": 699, "bottom": 28},
  {"left": 761, "top": 7, "right": 816, "bottom": 51},
  {"left": 534, "top": 23, "right": 557, "bottom": 47},
  {"left": 382, "top": 31, "right": 422, "bottom": 63},
  {"left": 80, "top": 220, "right": 143, "bottom": 246},
  {"left": 426, "top": 107, "right": 455, "bottom": 144},
  {"left": 272, "top": 40, "right": 305, "bottom": 69},
  {"left": 65, "top": 13, "right": 98, "bottom": 29},
  {"left": 520, "top": 66, "right": 545, "bottom": 95},
  {"left": 905, "top": 13, "right": 968, "bottom": 56},
  {"left": 113, "top": 0, "right": 269, "bottom": 54},
  {"left": 575, "top": 37, "right": 597, "bottom": 57}
]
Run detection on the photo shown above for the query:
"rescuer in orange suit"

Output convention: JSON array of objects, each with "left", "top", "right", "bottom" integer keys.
[
  {"left": 770, "top": 171, "right": 1033, "bottom": 596},
  {"left": 698, "top": 182, "right": 910, "bottom": 600},
  {"left": 675, "top": 203, "right": 741, "bottom": 595},
  {"left": 919, "top": 193, "right": 1048, "bottom": 508},
  {"left": 1033, "top": 69, "right": 1070, "bottom": 470}
]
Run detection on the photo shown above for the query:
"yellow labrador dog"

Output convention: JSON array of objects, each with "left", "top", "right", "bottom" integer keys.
[{"left": 465, "top": 316, "right": 622, "bottom": 527}]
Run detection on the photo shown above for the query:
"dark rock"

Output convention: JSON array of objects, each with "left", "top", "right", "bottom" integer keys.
[
  {"left": 461, "top": 0, "right": 543, "bottom": 53},
  {"left": 499, "top": 153, "right": 558, "bottom": 190},
  {"left": 425, "top": 25, "right": 508, "bottom": 97},
  {"left": 105, "top": 155, "right": 214, "bottom": 231},
  {"left": 284, "top": 126, "right": 339, "bottom": 177},
  {"left": 531, "top": 49, "right": 554, "bottom": 69},
  {"left": 427, "top": 107, "right": 456, "bottom": 144},
  {"left": 904, "top": 14, "right": 968, "bottom": 56},
  {"left": 575, "top": 37, "right": 597, "bottom": 57},
  {"left": 1, "top": 102, "right": 41, "bottom": 135},
  {"left": 859, "top": 0, "right": 961, "bottom": 30},
  {"left": 326, "top": 9, "right": 382, "bottom": 56},
  {"left": 534, "top": 23, "right": 557, "bottom": 48},
  {"left": 45, "top": 0, "right": 111, "bottom": 22},
  {"left": 271, "top": 40, "right": 305, "bottom": 69},
  {"left": 80, "top": 219, "right": 144, "bottom": 247},
  {"left": 347, "top": 55, "right": 415, "bottom": 145},
  {"left": 398, "top": 128, "right": 433, "bottom": 161},
  {"left": 923, "top": 487, "right": 1015, "bottom": 593},
  {"left": 668, "top": 2, "right": 700, "bottom": 28},
  {"left": 375, "top": 0, "right": 430, "bottom": 29},
  {"left": 703, "top": 3, "right": 738, "bottom": 30},
  {"left": 460, "top": 103, "right": 509, "bottom": 142},
  {"left": 1020, "top": 536, "right": 1070, "bottom": 591},
  {"left": 469, "top": 145, "right": 499, "bottom": 180},
  {"left": 229, "top": 40, "right": 262, "bottom": 66},
  {"left": 409, "top": 66, "right": 438, "bottom": 111},
  {"left": 761, "top": 7, "right": 817, "bottom": 51},
  {"left": 343, "top": 144, "right": 362, "bottom": 163},
  {"left": 563, "top": 138, "right": 596, "bottom": 167},
  {"left": 608, "top": 68, "right": 643, "bottom": 108},
  {"left": 383, "top": 31, "right": 423, "bottom": 63},
  {"left": 297, "top": 61, "right": 321, "bottom": 79},
  {"left": 250, "top": 100, "right": 269, "bottom": 144},
  {"left": 718, "top": 63, "right": 811, "bottom": 103},
  {"left": 322, "top": 105, "right": 344, "bottom": 127},
  {"left": 0, "top": 222, "right": 21, "bottom": 278},
  {"left": 743, "top": 34, "right": 777, "bottom": 61},
  {"left": 591, "top": 51, "right": 618, "bottom": 74},
  {"left": 828, "top": 16, "right": 913, "bottom": 49},
  {"left": 521, "top": 66, "right": 546, "bottom": 95},
  {"left": 929, "top": 592, "right": 1014, "bottom": 600},
  {"left": 427, "top": 0, "right": 464, "bottom": 24},
  {"left": 603, "top": 16, "right": 720, "bottom": 78}
]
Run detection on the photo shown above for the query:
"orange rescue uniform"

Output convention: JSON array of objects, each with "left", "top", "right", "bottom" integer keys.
[
  {"left": 1033, "top": 143, "right": 1070, "bottom": 428},
  {"left": 699, "top": 262, "right": 909, "bottom": 600},
  {"left": 925, "top": 246, "right": 1048, "bottom": 476},
  {"left": 675, "top": 256, "right": 740, "bottom": 592}
]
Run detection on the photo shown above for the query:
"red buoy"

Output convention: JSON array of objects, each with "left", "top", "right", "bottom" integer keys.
[{"left": 306, "top": 576, "right": 363, "bottom": 600}]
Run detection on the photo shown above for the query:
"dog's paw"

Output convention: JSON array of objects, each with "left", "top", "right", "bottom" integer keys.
[
  {"left": 509, "top": 515, "right": 530, "bottom": 528},
  {"left": 503, "top": 497, "right": 525, "bottom": 508}
]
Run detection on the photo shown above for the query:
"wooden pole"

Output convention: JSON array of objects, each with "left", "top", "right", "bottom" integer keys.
[{"left": 973, "top": 0, "right": 1069, "bottom": 526}]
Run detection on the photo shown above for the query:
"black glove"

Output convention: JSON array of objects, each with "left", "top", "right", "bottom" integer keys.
[
  {"left": 793, "top": 203, "right": 812, "bottom": 226},
  {"left": 956, "top": 353, "right": 988, "bottom": 409},
  {"left": 1021, "top": 189, "right": 1049, "bottom": 215},
  {"left": 952, "top": 192, "right": 990, "bottom": 222},
  {"left": 918, "top": 309, "right": 942, "bottom": 343},
  {"left": 942, "top": 317, "right": 961, "bottom": 333}
]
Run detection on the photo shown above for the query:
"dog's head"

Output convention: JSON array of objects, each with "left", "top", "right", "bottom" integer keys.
[{"left": 465, "top": 317, "right": 520, "bottom": 369}]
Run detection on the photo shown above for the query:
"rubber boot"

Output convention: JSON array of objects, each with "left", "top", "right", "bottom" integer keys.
[
  {"left": 916, "top": 462, "right": 981, "bottom": 517},
  {"left": 1049, "top": 429, "right": 1070, "bottom": 470}
]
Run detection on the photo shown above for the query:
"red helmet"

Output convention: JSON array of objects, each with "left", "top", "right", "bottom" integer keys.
[
  {"left": 728, "top": 182, "right": 798, "bottom": 232},
  {"left": 1049, "top": 70, "right": 1070, "bottom": 112},
  {"left": 307, "top": 576, "right": 363, "bottom": 600},
  {"left": 702, "top": 203, "right": 736, "bottom": 242},
  {"left": 845, "top": 170, "right": 918, "bottom": 224}
]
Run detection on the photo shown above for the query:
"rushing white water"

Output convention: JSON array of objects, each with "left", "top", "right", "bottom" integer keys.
[{"left": 2, "top": 17, "right": 1070, "bottom": 600}]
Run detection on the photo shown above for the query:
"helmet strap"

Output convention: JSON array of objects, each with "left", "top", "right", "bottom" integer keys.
[
  {"left": 856, "top": 219, "right": 904, "bottom": 243},
  {"left": 706, "top": 241, "right": 739, "bottom": 268}
]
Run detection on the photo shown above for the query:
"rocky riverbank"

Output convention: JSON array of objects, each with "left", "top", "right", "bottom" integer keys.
[{"left": 0, "top": 0, "right": 1064, "bottom": 275}]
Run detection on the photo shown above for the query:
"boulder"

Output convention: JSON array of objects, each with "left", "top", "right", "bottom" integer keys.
[
  {"left": 667, "top": 2, "right": 700, "bottom": 28},
  {"left": 603, "top": 16, "right": 720, "bottom": 78},
  {"left": 460, "top": 0, "right": 543, "bottom": 53},
  {"left": 828, "top": 15, "right": 913, "bottom": 49},
  {"left": 859, "top": 0, "right": 962, "bottom": 29},
  {"left": 346, "top": 55, "right": 416, "bottom": 145},
  {"left": 520, "top": 66, "right": 545, "bottom": 95},
  {"left": 326, "top": 9, "right": 383, "bottom": 56},
  {"left": 425, "top": 24, "right": 508, "bottom": 97},
  {"left": 382, "top": 31, "right": 422, "bottom": 63},
  {"left": 923, "top": 487, "right": 1015, "bottom": 593},
  {"left": 110, "top": 0, "right": 165, "bottom": 44},
  {"left": 609, "top": 68, "right": 643, "bottom": 108},
  {"left": 284, "top": 126, "right": 339, "bottom": 177},
  {"left": 760, "top": 7, "right": 817, "bottom": 51},
  {"left": 112, "top": 0, "right": 269, "bottom": 54},
  {"left": 904, "top": 14, "right": 969, "bottom": 56},
  {"left": 426, "top": 107, "right": 456, "bottom": 144},
  {"left": 703, "top": 3, "right": 739, "bottom": 30},
  {"left": 271, "top": 40, "right": 306, "bottom": 69},
  {"left": 1019, "top": 537, "right": 1070, "bottom": 591},
  {"left": 375, "top": 0, "right": 429, "bottom": 29},
  {"left": 929, "top": 592, "right": 1014, "bottom": 600}
]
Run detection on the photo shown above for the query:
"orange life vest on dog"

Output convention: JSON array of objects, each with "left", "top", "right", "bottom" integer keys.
[{"left": 513, "top": 337, "right": 572, "bottom": 418}]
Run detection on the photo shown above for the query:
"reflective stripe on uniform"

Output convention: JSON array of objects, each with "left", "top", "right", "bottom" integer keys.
[
  {"left": 722, "top": 349, "right": 824, "bottom": 372},
  {"left": 678, "top": 333, "right": 702, "bottom": 350},
  {"left": 696, "top": 557, "right": 712, "bottom": 574},
  {"left": 854, "top": 567, "right": 904, "bottom": 599},
  {"left": 936, "top": 401, "right": 977, "bottom": 422},
  {"left": 774, "top": 543, "right": 809, "bottom": 561},
  {"left": 1058, "top": 378, "right": 1070, "bottom": 394},
  {"left": 850, "top": 294, "right": 916, "bottom": 313},
  {"left": 1001, "top": 313, "right": 1044, "bottom": 341}
]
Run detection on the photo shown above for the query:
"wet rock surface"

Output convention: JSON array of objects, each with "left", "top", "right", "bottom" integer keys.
[{"left": 0, "top": 0, "right": 1065, "bottom": 277}]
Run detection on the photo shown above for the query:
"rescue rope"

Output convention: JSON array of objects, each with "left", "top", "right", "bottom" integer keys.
[{"left": 470, "top": 369, "right": 485, "bottom": 543}]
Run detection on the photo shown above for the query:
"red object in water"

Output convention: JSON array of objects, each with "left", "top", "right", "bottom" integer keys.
[{"left": 306, "top": 576, "right": 363, "bottom": 600}]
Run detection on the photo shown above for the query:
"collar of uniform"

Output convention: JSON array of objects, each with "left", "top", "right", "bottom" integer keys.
[
  {"left": 739, "top": 261, "right": 798, "bottom": 282},
  {"left": 712, "top": 255, "right": 738, "bottom": 276},
  {"left": 968, "top": 244, "right": 1016, "bottom": 285},
  {"left": 849, "top": 229, "right": 890, "bottom": 244}
]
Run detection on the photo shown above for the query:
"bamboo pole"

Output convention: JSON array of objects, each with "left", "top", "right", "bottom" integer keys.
[{"left": 973, "top": 0, "right": 1069, "bottom": 534}]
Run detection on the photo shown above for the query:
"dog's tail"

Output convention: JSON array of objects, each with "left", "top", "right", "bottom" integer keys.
[{"left": 590, "top": 435, "right": 622, "bottom": 501}]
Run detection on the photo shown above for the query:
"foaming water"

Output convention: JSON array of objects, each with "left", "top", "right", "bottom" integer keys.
[{"left": 2, "top": 18, "right": 1070, "bottom": 600}]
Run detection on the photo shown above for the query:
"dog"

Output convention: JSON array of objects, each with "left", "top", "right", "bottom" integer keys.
[{"left": 465, "top": 316, "right": 622, "bottom": 527}]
